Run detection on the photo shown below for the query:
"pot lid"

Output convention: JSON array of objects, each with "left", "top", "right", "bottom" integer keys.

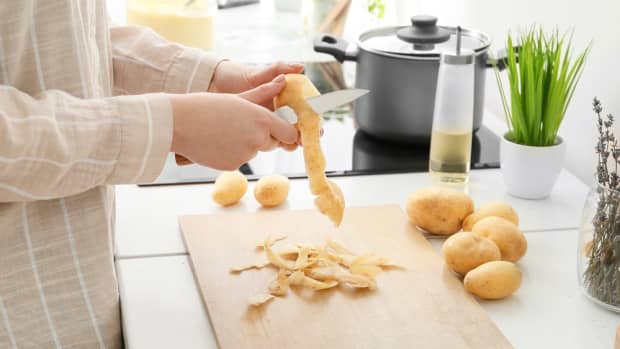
[{"left": 360, "top": 15, "right": 490, "bottom": 57}]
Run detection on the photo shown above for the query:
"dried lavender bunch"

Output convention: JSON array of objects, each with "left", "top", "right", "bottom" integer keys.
[{"left": 584, "top": 97, "right": 620, "bottom": 306}]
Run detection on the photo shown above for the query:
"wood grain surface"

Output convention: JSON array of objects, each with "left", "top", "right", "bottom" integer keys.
[{"left": 180, "top": 205, "right": 512, "bottom": 349}]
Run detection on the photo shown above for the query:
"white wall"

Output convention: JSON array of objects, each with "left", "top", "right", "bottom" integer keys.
[{"left": 395, "top": 0, "right": 620, "bottom": 184}]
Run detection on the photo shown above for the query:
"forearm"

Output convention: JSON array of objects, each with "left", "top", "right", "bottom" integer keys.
[
  {"left": 111, "top": 24, "right": 223, "bottom": 95},
  {"left": 0, "top": 86, "right": 172, "bottom": 202}
]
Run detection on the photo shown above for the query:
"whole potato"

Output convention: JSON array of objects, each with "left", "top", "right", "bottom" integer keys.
[
  {"left": 464, "top": 261, "right": 522, "bottom": 300},
  {"left": 463, "top": 201, "right": 519, "bottom": 231},
  {"left": 212, "top": 171, "right": 248, "bottom": 206},
  {"left": 442, "top": 232, "right": 501, "bottom": 275},
  {"left": 254, "top": 175, "right": 290, "bottom": 208},
  {"left": 406, "top": 188, "right": 474, "bottom": 235},
  {"left": 471, "top": 216, "right": 527, "bottom": 262}
]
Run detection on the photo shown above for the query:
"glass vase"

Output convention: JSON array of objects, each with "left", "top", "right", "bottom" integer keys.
[{"left": 578, "top": 182, "right": 620, "bottom": 312}]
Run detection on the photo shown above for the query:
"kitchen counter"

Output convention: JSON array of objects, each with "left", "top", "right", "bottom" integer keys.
[
  {"left": 108, "top": 2, "right": 618, "bottom": 347},
  {"left": 116, "top": 229, "right": 619, "bottom": 349},
  {"left": 115, "top": 166, "right": 589, "bottom": 258},
  {"left": 113, "top": 112, "right": 606, "bottom": 348}
]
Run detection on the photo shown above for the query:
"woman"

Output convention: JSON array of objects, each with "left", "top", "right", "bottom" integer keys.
[{"left": 0, "top": 1, "right": 302, "bottom": 347}]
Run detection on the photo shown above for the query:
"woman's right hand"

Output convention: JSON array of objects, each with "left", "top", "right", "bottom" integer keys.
[{"left": 169, "top": 76, "right": 298, "bottom": 170}]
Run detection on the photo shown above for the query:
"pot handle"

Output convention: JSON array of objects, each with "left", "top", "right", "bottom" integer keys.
[
  {"left": 314, "top": 34, "right": 357, "bottom": 63},
  {"left": 486, "top": 46, "right": 520, "bottom": 71}
]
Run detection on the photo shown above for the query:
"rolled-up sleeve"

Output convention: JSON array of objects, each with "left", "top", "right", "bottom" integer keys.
[
  {"left": 111, "top": 25, "right": 223, "bottom": 95},
  {"left": 0, "top": 86, "right": 172, "bottom": 202}
]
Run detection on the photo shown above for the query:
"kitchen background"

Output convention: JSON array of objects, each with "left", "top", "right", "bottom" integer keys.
[{"left": 107, "top": 0, "right": 620, "bottom": 184}]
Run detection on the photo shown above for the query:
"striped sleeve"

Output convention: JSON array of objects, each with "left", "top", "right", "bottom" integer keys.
[
  {"left": 0, "top": 86, "right": 172, "bottom": 202},
  {"left": 110, "top": 25, "right": 223, "bottom": 95}
]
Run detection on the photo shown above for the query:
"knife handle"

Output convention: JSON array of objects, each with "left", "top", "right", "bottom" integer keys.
[{"left": 175, "top": 153, "right": 193, "bottom": 166}]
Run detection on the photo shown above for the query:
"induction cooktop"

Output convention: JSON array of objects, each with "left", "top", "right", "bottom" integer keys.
[{"left": 141, "top": 62, "right": 499, "bottom": 186}]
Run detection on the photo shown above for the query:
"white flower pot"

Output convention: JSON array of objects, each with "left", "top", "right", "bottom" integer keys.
[{"left": 500, "top": 134, "right": 567, "bottom": 199}]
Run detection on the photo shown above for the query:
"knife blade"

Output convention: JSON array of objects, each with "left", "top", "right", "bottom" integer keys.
[
  {"left": 307, "top": 89, "right": 369, "bottom": 114},
  {"left": 275, "top": 88, "right": 369, "bottom": 124}
]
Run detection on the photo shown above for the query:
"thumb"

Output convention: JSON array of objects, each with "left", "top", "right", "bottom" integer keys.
[
  {"left": 239, "top": 74, "right": 286, "bottom": 107},
  {"left": 267, "top": 111, "right": 298, "bottom": 145}
]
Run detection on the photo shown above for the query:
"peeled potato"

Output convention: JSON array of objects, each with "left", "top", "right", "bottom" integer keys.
[
  {"left": 254, "top": 175, "right": 290, "bottom": 208},
  {"left": 464, "top": 261, "right": 522, "bottom": 300},
  {"left": 463, "top": 201, "right": 519, "bottom": 231},
  {"left": 406, "top": 188, "right": 474, "bottom": 235},
  {"left": 442, "top": 232, "right": 501, "bottom": 275},
  {"left": 212, "top": 171, "right": 248, "bottom": 206},
  {"left": 471, "top": 216, "right": 527, "bottom": 262},
  {"left": 274, "top": 74, "right": 344, "bottom": 225}
]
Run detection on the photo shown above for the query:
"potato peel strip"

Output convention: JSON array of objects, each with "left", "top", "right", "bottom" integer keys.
[
  {"left": 230, "top": 262, "right": 270, "bottom": 274},
  {"left": 326, "top": 239, "right": 354, "bottom": 255},
  {"left": 264, "top": 236, "right": 296, "bottom": 270},
  {"left": 255, "top": 235, "right": 288, "bottom": 250},
  {"left": 248, "top": 293, "right": 275, "bottom": 306}
]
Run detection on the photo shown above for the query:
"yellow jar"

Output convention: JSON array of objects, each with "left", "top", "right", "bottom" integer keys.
[{"left": 127, "top": 0, "right": 215, "bottom": 51}]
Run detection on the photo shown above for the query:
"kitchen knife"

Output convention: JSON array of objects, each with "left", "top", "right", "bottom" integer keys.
[
  {"left": 275, "top": 88, "right": 369, "bottom": 124},
  {"left": 175, "top": 88, "right": 369, "bottom": 166}
]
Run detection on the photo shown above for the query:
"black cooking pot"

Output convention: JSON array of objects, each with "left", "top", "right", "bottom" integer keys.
[{"left": 314, "top": 15, "right": 508, "bottom": 143}]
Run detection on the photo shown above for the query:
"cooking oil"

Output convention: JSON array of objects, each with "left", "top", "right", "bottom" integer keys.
[{"left": 429, "top": 129, "right": 472, "bottom": 183}]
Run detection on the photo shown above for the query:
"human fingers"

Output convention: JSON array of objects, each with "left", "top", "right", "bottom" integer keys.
[
  {"left": 259, "top": 137, "right": 280, "bottom": 152},
  {"left": 280, "top": 142, "right": 298, "bottom": 152},
  {"left": 245, "top": 61, "right": 304, "bottom": 87},
  {"left": 266, "top": 111, "right": 299, "bottom": 145},
  {"left": 238, "top": 75, "right": 286, "bottom": 110}
]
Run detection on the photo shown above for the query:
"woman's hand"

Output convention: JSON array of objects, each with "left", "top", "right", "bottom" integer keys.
[
  {"left": 209, "top": 61, "right": 304, "bottom": 109},
  {"left": 170, "top": 75, "right": 299, "bottom": 170}
]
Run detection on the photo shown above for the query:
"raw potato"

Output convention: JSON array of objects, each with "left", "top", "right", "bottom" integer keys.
[
  {"left": 406, "top": 188, "right": 474, "bottom": 235},
  {"left": 254, "top": 175, "right": 290, "bottom": 207},
  {"left": 442, "top": 232, "right": 501, "bottom": 275},
  {"left": 463, "top": 201, "right": 519, "bottom": 231},
  {"left": 471, "top": 216, "right": 527, "bottom": 263},
  {"left": 464, "top": 261, "right": 522, "bottom": 300},
  {"left": 212, "top": 171, "right": 248, "bottom": 206},
  {"left": 274, "top": 74, "right": 345, "bottom": 225}
]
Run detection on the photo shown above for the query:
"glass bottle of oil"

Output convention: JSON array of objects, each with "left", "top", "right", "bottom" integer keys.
[{"left": 429, "top": 38, "right": 475, "bottom": 184}]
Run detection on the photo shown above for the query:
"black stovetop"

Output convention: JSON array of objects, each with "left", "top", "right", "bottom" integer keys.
[{"left": 143, "top": 62, "right": 499, "bottom": 186}]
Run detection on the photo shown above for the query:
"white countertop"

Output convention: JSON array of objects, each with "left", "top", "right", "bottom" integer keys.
[
  {"left": 117, "top": 256, "right": 218, "bottom": 349},
  {"left": 114, "top": 168, "right": 589, "bottom": 258},
  {"left": 116, "top": 229, "right": 619, "bottom": 349}
]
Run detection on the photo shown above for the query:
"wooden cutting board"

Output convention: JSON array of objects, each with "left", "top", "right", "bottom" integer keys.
[{"left": 180, "top": 205, "right": 512, "bottom": 349}]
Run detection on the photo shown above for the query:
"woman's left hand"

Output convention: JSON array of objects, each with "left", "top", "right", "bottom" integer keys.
[{"left": 208, "top": 61, "right": 304, "bottom": 109}]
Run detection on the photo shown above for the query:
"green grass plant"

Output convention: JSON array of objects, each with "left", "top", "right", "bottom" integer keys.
[{"left": 495, "top": 27, "right": 590, "bottom": 146}]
